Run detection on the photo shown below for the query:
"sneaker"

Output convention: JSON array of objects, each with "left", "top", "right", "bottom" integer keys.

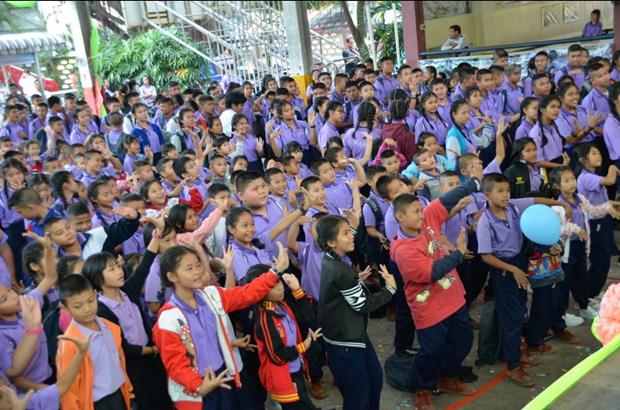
[
  {"left": 527, "top": 343, "right": 555, "bottom": 354},
  {"left": 553, "top": 330, "right": 580, "bottom": 345},
  {"left": 579, "top": 306, "right": 597, "bottom": 320},
  {"left": 437, "top": 376, "right": 476, "bottom": 396},
  {"left": 507, "top": 367, "right": 536, "bottom": 387},
  {"left": 415, "top": 390, "right": 436, "bottom": 410},
  {"left": 309, "top": 381, "right": 328, "bottom": 400},
  {"left": 563, "top": 313, "right": 584, "bottom": 327}
]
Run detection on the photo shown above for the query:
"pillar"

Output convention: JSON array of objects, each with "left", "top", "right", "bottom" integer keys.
[
  {"left": 615, "top": 1, "right": 620, "bottom": 53},
  {"left": 282, "top": 2, "right": 313, "bottom": 101},
  {"left": 33, "top": 54, "right": 46, "bottom": 98},
  {"left": 402, "top": 1, "right": 426, "bottom": 68}
]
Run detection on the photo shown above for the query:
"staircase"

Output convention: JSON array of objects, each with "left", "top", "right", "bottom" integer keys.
[{"left": 139, "top": 1, "right": 358, "bottom": 86}]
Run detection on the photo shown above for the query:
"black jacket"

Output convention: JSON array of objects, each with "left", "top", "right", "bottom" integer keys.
[
  {"left": 318, "top": 253, "right": 395, "bottom": 348},
  {"left": 504, "top": 161, "right": 531, "bottom": 199}
]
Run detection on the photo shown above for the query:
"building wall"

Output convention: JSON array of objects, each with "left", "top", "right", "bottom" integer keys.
[{"left": 422, "top": 1, "right": 613, "bottom": 50}]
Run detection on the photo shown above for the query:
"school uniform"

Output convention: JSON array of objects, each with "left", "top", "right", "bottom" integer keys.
[
  {"left": 0, "top": 121, "right": 27, "bottom": 144},
  {"left": 131, "top": 122, "right": 164, "bottom": 163},
  {"left": 557, "top": 107, "right": 596, "bottom": 146},
  {"left": 231, "top": 133, "right": 263, "bottom": 172},
  {"left": 415, "top": 113, "right": 449, "bottom": 145},
  {"left": 500, "top": 83, "right": 523, "bottom": 115},
  {"left": 445, "top": 124, "right": 483, "bottom": 164},
  {"left": 582, "top": 21, "right": 602, "bottom": 37},
  {"left": 553, "top": 66, "right": 586, "bottom": 91},
  {"left": 252, "top": 196, "right": 291, "bottom": 258},
  {"left": 153, "top": 270, "right": 279, "bottom": 410},
  {"left": 324, "top": 180, "right": 353, "bottom": 215},
  {"left": 343, "top": 126, "right": 378, "bottom": 163},
  {"left": 603, "top": 114, "right": 620, "bottom": 179},
  {"left": 273, "top": 120, "right": 311, "bottom": 153},
  {"left": 611, "top": 68, "right": 620, "bottom": 83},
  {"left": 578, "top": 169, "right": 614, "bottom": 298},
  {"left": 402, "top": 154, "right": 454, "bottom": 180},
  {"left": 374, "top": 73, "right": 400, "bottom": 109},
  {"left": 504, "top": 161, "right": 543, "bottom": 198},
  {"left": 530, "top": 122, "right": 564, "bottom": 165},
  {"left": 477, "top": 198, "right": 535, "bottom": 370},
  {"left": 231, "top": 233, "right": 273, "bottom": 282},
  {"left": 317, "top": 121, "right": 339, "bottom": 151}
]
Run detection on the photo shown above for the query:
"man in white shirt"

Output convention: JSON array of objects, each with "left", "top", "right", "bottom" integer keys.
[
  {"left": 138, "top": 76, "right": 157, "bottom": 107},
  {"left": 19, "top": 69, "right": 39, "bottom": 98},
  {"left": 220, "top": 91, "right": 247, "bottom": 137},
  {"left": 440, "top": 25, "right": 472, "bottom": 51}
]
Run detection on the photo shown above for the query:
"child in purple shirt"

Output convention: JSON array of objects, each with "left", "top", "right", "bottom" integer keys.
[
  {"left": 0, "top": 105, "right": 27, "bottom": 144},
  {"left": 515, "top": 98, "right": 538, "bottom": 140},
  {"left": 582, "top": 62, "right": 612, "bottom": 137},
  {"left": 312, "top": 158, "right": 364, "bottom": 216},
  {"left": 582, "top": 9, "right": 603, "bottom": 37},
  {"left": 230, "top": 114, "right": 264, "bottom": 173},
  {"left": 416, "top": 92, "right": 450, "bottom": 145},
  {"left": 605, "top": 84, "right": 620, "bottom": 168},
  {"left": 553, "top": 45, "right": 586, "bottom": 91},
  {"left": 529, "top": 95, "right": 568, "bottom": 171}
]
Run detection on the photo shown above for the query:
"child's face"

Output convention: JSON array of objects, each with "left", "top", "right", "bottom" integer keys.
[
  {"left": 417, "top": 151, "right": 437, "bottom": 171},
  {"left": 319, "top": 75, "right": 332, "bottom": 89},
  {"left": 49, "top": 219, "right": 79, "bottom": 246},
  {"left": 0, "top": 141, "right": 13, "bottom": 156},
  {"left": 268, "top": 172, "right": 287, "bottom": 197},
  {"left": 33, "top": 182, "right": 53, "bottom": 205},
  {"left": 109, "top": 102, "right": 121, "bottom": 113},
  {"left": 93, "top": 185, "right": 115, "bottom": 208},
  {"left": 202, "top": 100, "right": 215, "bottom": 114},
  {"left": 4, "top": 166, "right": 25, "bottom": 188},
  {"left": 508, "top": 71, "right": 521, "bottom": 84},
  {"left": 453, "top": 105, "right": 470, "bottom": 125},
  {"left": 431, "top": 84, "right": 447, "bottom": 100},
  {"left": 332, "top": 150, "right": 347, "bottom": 170},
  {"left": 50, "top": 120, "right": 64, "bottom": 135},
  {"left": 345, "top": 86, "right": 360, "bottom": 102},
  {"left": 327, "top": 221, "right": 355, "bottom": 255},
  {"left": 210, "top": 157, "right": 228, "bottom": 177},
  {"left": 182, "top": 112, "right": 194, "bottom": 128},
  {"left": 62, "top": 289, "right": 98, "bottom": 325},
  {"left": 86, "top": 153, "right": 103, "bottom": 174},
  {"left": 0, "top": 285, "right": 19, "bottom": 315},
  {"left": 167, "top": 253, "right": 205, "bottom": 290},
  {"left": 229, "top": 212, "right": 256, "bottom": 244},
  {"left": 26, "top": 143, "right": 41, "bottom": 157},
  {"left": 102, "top": 258, "right": 125, "bottom": 288},
  {"left": 217, "top": 99, "right": 226, "bottom": 113},
  {"left": 134, "top": 106, "right": 149, "bottom": 122},
  {"left": 521, "top": 142, "right": 538, "bottom": 164},
  {"left": 161, "top": 161, "right": 177, "bottom": 181},
  {"left": 77, "top": 110, "right": 91, "bottom": 126},
  {"left": 468, "top": 91, "right": 483, "bottom": 109},
  {"left": 35, "top": 105, "right": 48, "bottom": 119},
  {"left": 291, "top": 150, "right": 303, "bottom": 162},
  {"left": 212, "top": 190, "right": 231, "bottom": 210},
  {"left": 440, "top": 175, "right": 461, "bottom": 192},
  {"left": 165, "top": 148, "right": 179, "bottom": 160},
  {"left": 92, "top": 138, "right": 106, "bottom": 152},
  {"left": 523, "top": 101, "right": 539, "bottom": 119},
  {"left": 492, "top": 73, "right": 504, "bottom": 88},
  {"left": 591, "top": 12, "right": 599, "bottom": 23},
  {"left": 185, "top": 208, "right": 199, "bottom": 231},
  {"left": 585, "top": 147, "right": 603, "bottom": 168},
  {"left": 590, "top": 67, "right": 610, "bottom": 88},
  {"left": 542, "top": 99, "right": 561, "bottom": 121},
  {"left": 306, "top": 181, "right": 326, "bottom": 206},
  {"left": 365, "top": 73, "right": 377, "bottom": 84},
  {"left": 265, "top": 280, "right": 285, "bottom": 302},
  {"left": 567, "top": 51, "right": 582, "bottom": 68},
  {"left": 557, "top": 170, "right": 577, "bottom": 195},
  {"left": 160, "top": 102, "right": 173, "bottom": 115},
  {"left": 396, "top": 201, "right": 424, "bottom": 231},
  {"left": 494, "top": 57, "right": 508, "bottom": 69},
  {"left": 128, "top": 140, "right": 141, "bottom": 154},
  {"left": 238, "top": 177, "right": 269, "bottom": 208},
  {"left": 534, "top": 55, "right": 549, "bottom": 72},
  {"left": 386, "top": 179, "right": 408, "bottom": 201},
  {"left": 422, "top": 137, "right": 439, "bottom": 154},
  {"left": 159, "top": 230, "right": 177, "bottom": 253},
  {"left": 422, "top": 95, "right": 438, "bottom": 114},
  {"left": 234, "top": 118, "right": 249, "bottom": 134},
  {"left": 232, "top": 158, "right": 248, "bottom": 172},
  {"left": 485, "top": 181, "right": 511, "bottom": 208},
  {"left": 382, "top": 155, "right": 401, "bottom": 176},
  {"left": 218, "top": 141, "right": 233, "bottom": 156},
  {"left": 136, "top": 165, "right": 155, "bottom": 181},
  {"left": 5, "top": 109, "right": 18, "bottom": 122},
  {"left": 147, "top": 182, "right": 167, "bottom": 206},
  {"left": 183, "top": 160, "right": 201, "bottom": 179},
  {"left": 317, "top": 162, "right": 336, "bottom": 185},
  {"left": 281, "top": 104, "right": 295, "bottom": 121},
  {"left": 284, "top": 160, "right": 300, "bottom": 175},
  {"left": 45, "top": 160, "right": 63, "bottom": 175}
]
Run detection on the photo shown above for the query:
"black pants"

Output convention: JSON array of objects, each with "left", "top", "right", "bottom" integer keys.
[
  {"left": 525, "top": 283, "right": 559, "bottom": 347},
  {"left": 94, "top": 389, "right": 126, "bottom": 410},
  {"left": 298, "top": 301, "right": 325, "bottom": 383},
  {"left": 389, "top": 260, "right": 415, "bottom": 352},
  {"left": 588, "top": 216, "right": 614, "bottom": 298},
  {"left": 553, "top": 240, "right": 589, "bottom": 331},
  {"left": 126, "top": 355, "right": 172, "bottom": 410},
  {"left": 456, "top": 234, "right": 489, "bottom": 306},
  {"left": 5, "top": 220, "right": 25, "bottom": 283},
  {"left": 280, "top": 371, "right": 319, "bottom": 410}
]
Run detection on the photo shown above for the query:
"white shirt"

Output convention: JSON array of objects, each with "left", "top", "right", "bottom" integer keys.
[
  {"left": 220, "top": 108, "right": 236, "bottom": 137},
  {"left": 19, "top": 75, "right": 38, "bottom": 98},
  {"left": 441, "top": 34, "right": 472, "bottom": 51},
  {"left": 139, "top": 85, "right": 157, "bottom": 104}
]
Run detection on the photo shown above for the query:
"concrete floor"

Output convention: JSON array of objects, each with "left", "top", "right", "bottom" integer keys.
[{"left": 307, "top": 258, "right": 619, "bottom": 410}]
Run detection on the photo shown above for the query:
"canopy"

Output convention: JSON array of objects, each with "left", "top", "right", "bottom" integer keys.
[{"left": 0, "top": 32, "right": 66, "bottom": 57}]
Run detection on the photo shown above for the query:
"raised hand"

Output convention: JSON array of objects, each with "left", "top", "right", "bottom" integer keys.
[
  {"left": 58, "top": 333, "right": 93, "bottom": 354},
  {"left": 221, "top": 245, "right": 235, "bottom": 272},
  {"left": 20, "top": 296, "right": 42, "bottom": 330},
  {"left": 272, "top": 242, "right": 289, "bottom": 273},
  {"left": 113, "top": 206, "right": 139, "bottom": 220},
  {"left": 358, "top": 265, "right": 372, "bottom": 281},
  {"left": 230, "top": 334, "right": 257, "bottom": 352},
  {"left": 378, "top": 264, "right": 397, "bottom": 289},
  {"left": 281, "top": 273, "right": 300, "bottom": 291},
  {"left": 22, "top": 231, "right": 53, "bottom": 250}
]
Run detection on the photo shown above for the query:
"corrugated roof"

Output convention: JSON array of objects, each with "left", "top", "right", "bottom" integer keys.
[{"left": 0, "top": 32, "right": 67, "bottom": 56}]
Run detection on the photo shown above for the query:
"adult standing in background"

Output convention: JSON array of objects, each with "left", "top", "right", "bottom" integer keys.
[
  {"left": 139, "top": 76, "right": 157, "bottom": 107},
  {"left": 441, "top": 25, "right": 472, "bottom": 51},
  {"left": 343, "top": 38, "right": 360, "bottom": 75}
]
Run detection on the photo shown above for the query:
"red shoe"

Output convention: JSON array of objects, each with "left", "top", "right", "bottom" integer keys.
[
  {"left": 527, "top": 343, "right": 555, "bottom": 354},
  {"left": 437, "top": 376, "right": 476, "bottom": 396},
  {"left": 507, "top": 366, "right": 536, "bottom": 387},
  {"left": 415, "top": 390, "right": 436, "bottom": 410}
]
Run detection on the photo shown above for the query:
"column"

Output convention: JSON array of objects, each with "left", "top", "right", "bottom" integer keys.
[
  {"left": 615, "top": 1, "right": 620, "bottom": 52},
  {"left": 402, "top": 1, "right": 426, "bottom": 68},
  {"left": 282, "top": 2, "right": 313, "bottom": 101}
]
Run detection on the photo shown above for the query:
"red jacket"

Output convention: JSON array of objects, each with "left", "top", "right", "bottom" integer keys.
[
  {"left": 390, "top": 199, "right": 466, "bottom": 329},
  {"left": 254, "top": 289, "right": 312, "bottom": 403},
  {"left": 381, "top": 122, "right": 416, "bottom": 163}
]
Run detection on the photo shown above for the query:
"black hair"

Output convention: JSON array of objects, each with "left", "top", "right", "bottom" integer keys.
[
  {"left": 172, "top": 157, "right": 193, "bottom": 179},
  {"left": 235, "top": 171, "right": 263, "bottom": 193},
  {"left": 231, "top": 113, "right": 249, "bottom": 132},
  {"left": 365, "top": 165, "right": 387, "bottom": 181},
  {"left": 168, "top": 204, "right": 194, "bottom": 233},
  {"left": 264, "top": 167, "right": 284, "bottom": 184},
  {"left": 458, "top": 67, "right": 476, "bottom": 83},
  {"left": 8, "top": 187, "right": 42, "bottom": 209},
  {"left": 226, "top": 207, "right": 265, "bottom": 249},
  {"left": 86, "top": 179, "right": 109, "bottom": 204},
  {"left": 142, "top": 220, "right": 175, "bottom": 250},
  {"left": 376, "top": 175, "right": 398, "bottom": 199},
  {"left": 311, "top": 158, "right": 330, "bottom": 175},
  {"left": 225, "top": 91, "right": 246, "bottom": 109},
  {"left": 82, "top": 252, "right": 118, "bottom": 291},
  {"left": 482, "top": 172, "right": 509, "bottom": 192},
  {"left": 59, "top": 274, "right": 94, "bottom": 304},
  {"left": 159, "top": 246, "right": 199, "bottom": 288},
  {"left": 240, "top": 264, "right": 272, "bottom": 286},
  {"left": 390, "top": 99, "right": 408, "bottom": 122},
  {"left": 417, "top": 131, "right": 438, "bottom": 148},
  {"left": 120, "top": 192, "right": 143, "bottom": 205},
  {"left": 22, "top": 242, "right": 44, "bottom": 279},
  {"left": 353, "top": 102, "right": 375, "bottom": 135},
  {"left": 545, "top": 165, "right": 575, "bottom": 199},
  {"left": 66, "top": 202, "right": 90, "bottom": 219},
  {"left": 464, "top": 86, "right": 482, "bottom": 102},
  {"left": 300, "top": 175, "right": 321, "bottom": 191},
  {"left": 316, "top": 215, "right": 349, "bottom": 253},
  {"left": 324, "top": 147, "right": 343, "bottom": 164},
  {"left": 325, "top": 101, "right": 343, "bottom": 121},
  {"left": 537, "top": 94, "right": 562, "bottom": 149},
  {"left": 139, "top": 179, "right": 163, "bottom": 203},
  {"left": 208, "top": 183, "right": 230, "bottom": 198},
  {"left": 393, "top": 193, "right": 419, "bottom": 215},
  {"left": 231, "top": 155, "right": 248, "bottom": 169},
  {"left": 419, "top": 91, "right": 447, "bottom": 129},
  {"left": 510, "top": 137, "right": 536, "bottom": 164},
  {"left": 57, "top": 255, "right": 83, "bottom": 280},
  {"left": 449, "top": 25, "right": 461, "bottom": 34},
  {"left": 609, "top": 82, "right": 620, "bottom": 121}
]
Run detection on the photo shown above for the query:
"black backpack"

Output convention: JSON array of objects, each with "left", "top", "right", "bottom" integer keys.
[
  {"left": 355, "top": 197, "right": 388, "bottom": 266},
  {"left": 384, "top": 353, "right": 417, "bottom": 392}
]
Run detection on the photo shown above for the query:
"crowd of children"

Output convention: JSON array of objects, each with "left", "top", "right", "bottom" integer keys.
[{"left": 0, "top": 37, "right": 619, "bottom": 410}]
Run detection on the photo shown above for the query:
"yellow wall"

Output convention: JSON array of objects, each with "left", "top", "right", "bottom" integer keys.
[{"left": 423, "top": 1, "right": 613, "bottom": 50}]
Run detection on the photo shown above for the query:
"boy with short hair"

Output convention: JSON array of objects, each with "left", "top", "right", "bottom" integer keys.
[
  {"left": 363, "top": 165, "right": 389, "bottom": 246},
  {"left": 105, "top": 112, "right": 129, "bottom": 157},
  {"left": 476, "top": 173, "right": 572, "bottom": 387},
  {"left": 554, "top": 44, "right": 586, "bottom": 90},
  {"left": 209, "top": 154, "right": 230, "bottom": 187},
  {"left": 0, "top": 105, "right": 27, "bottom": 144},
  {"left": 582, "top": 62, "right": 611, "bottom": 137},
  {"left": 311, "top": 158, "right": 363, "bottom": 216},
  {"left": 80, "top": 150, "right": 117, "bottom": 186},
  {"left": 379, "top": 149, "right": 403, "bottom": 178},
  {"left": 173, "top": 156, "right": 208, "bottom": 217},
  {"left": 56, "top": 274, "right": 133, "bottom": 410},
  {"left": 8, "top": 187, "right": 63, "bottom": 237},
  {"left": 133, "top": 160, "right": 155, "bottom": 185},
  {"left": 531, "top": 74, "right": 552, "bottom": 100}
]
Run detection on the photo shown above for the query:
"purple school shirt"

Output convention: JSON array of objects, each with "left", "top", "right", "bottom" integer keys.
[
  {"left": 69, "top": 126, "right": 90, "bottom": 145},
  {"left": 415, "top": 114, "right": 449, "bottom": 145},
  {"left": 582, "top": 88, "right": 610, "bottom": 134},
  {"left": 560, "top": 194, "right": 587, "bottom": 241},
  {"left": 299, "top": 162, "right": 313, "bottom": 179},
  {"left": 611, "top": 68, "right": 620, "bottom": 83},
  {"left": 178, "top": 131, "right": 197, "bottom": 151},
  {"left": 374, "top": 73, "right": 400, "bottom": 108},
  {"left": 136, "top": 124, "right": 162, "bottom": 153},
  {"left": 530, "top": 122, "right": 564, "bottom": 162},
  {"left": 252, "top": 196, "right": 290, "bottom": 258},
  {"left": 169, "top": 292, "right": 224, "bottom": 376},
  {"left": 274, "top": 120, "right": 311, "bottom": 151},
  {"left": 298, "top": 241, "right": 324, "bottom": 301},
  {"left": 577, "top": 169, "right": 608, "bottom": 206},
  {"left": 303, "top": 207, "right": 323, "bottom": 243},
  {"left": 0, "top": 186, "right": 23, "bottom": 229},
  {"left": 328, "top": 91, "right": 345, "bottom": 104},
  {"left": 384, "top": 204, "right": 398, "bottom": 241},
  {"left": 442, "top": 198, "right": 480, "bottom": 245},
  {"left": 318, "top": 121, "right": 339, "bottom": 150},
  {"left": 230, "top": 134, "right": 260, "bottom": 162},
  {"left": 92, "top": 208, "right": 119, "bottom": 229},
  {"left": 98, "top": 291, "right": 149, "bottom": 346},
  {"left": 557, "top": 107, "right": 595, "bottom": 145},
  {"left": 476, "top": 198, "right": 534, "bottom": 259},
  {"left": 502, "top": 83, "right": 523, "bottom": 115},
  {"left": 293, "top": 96, "right": 307, "bottom": 120},
  {"left": 405, "top": 109, "right": 421, "bottom": 130},
  {"left": 80, "top": 166, "right": 116, "bottom": 186},
  {"left": 285, "top": 173, "right": 301, "bottom": 194},
  {"left": 451, "top": 85, "right": 467, "bottom": 102},
  {"left": 123, "top": 153, "right": 144, "bottom": 175},
  {"left": 231, "top": 233, "right": 273, "bottom": 282},
  {"left": 554, "top": 66, "right": 586, "bottom": 90},
  {"left": 122, "top": 230, "right": 145, "bottom": 256},
  {"left": 515, "top": 119, "right": 534, "bottom": 140},
  {"left": 346, "top": 99, "right": 361, "bottom": 124},
  {"left": 0, "top": 289, "right": 52, "bottom": 384},
  {"left": 314, "top": 113, "right": 325, "bottom": 135},
  {"left": 106, "top": 129, "right": 124, "bottom": 148},
  {"left": 343, "top": 127, "right": 378, "bottom": 162},
  {"left": 242, "top": 100, "right": 256, "bottom": 127},
  {"left": 363, "top": 191, "right": 390, "bottom": 235},
  {"left": 604, "top": 115, "right": 620, "bottom": 160},
  {"left": 582, "top": 21, "right": 603, "bottom": 37},
  {"left": 324, "top": 181, "right": 353, "bottom": 215},
  {"left": 144, "top": 256, "right": 168, "bottom": 304},
  {"left": 0, "top": 121, "right": 26, "bottom": 144},
  {"left": 275, "top": 304, "right": 301, "bottom": 372},
  {"left": 28, "top": 117, "right": 45, "bottom": 139},
  {"left": 0, "top": 232, "right": 11, "bottom": 287},
  {"left": 437, "top": 100, "right": 452, "bottom": 126},
  {"left": 0, "top": 368, "right": 60, "bottom": 410},
  {"left": 334, "top": 164, "right": 358, "bottom": 184},
  {"left": 481, "top": 93, "right": 498, "bottom": 117}
]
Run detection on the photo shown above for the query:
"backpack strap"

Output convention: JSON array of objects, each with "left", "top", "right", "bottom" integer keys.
[{"left": 365, "top": 197, "right": 384, "bottom": 225}]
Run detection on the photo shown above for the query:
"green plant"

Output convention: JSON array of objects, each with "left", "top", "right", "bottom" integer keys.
[
  {"left": 98, "top": 29, "right": 208, "bottom": 90},
  {"left": 371, "top": 1, "right": 404, "bottom": 62}
]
